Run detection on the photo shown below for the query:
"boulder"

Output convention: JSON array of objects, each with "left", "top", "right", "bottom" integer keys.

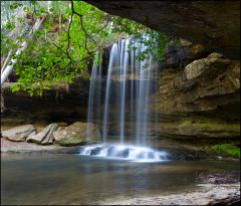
[
  {"left": 26, "top": 123, "right": 58, "bottom": 145},
  {"left": 184, "top": 53, "right": 231, "bottom": 80},
  {"left": 53, "top": 122, "right": 101, "bottom": 146},
  {"left": 28, "top": 131, "right": 37, "bottom": 138},
  {"left": 156, "top": 54, "right": 240, "bottom": 115},
  {"left": 2, "top": 124, "right": 36, "bottom": 142}
]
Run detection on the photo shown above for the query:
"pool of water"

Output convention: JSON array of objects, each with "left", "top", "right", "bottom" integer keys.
[{"left": 1, "top": 153, "right": 240, "bottom": 205}]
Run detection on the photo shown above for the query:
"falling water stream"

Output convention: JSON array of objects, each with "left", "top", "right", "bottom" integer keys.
[
  {"left": 102, "top": 43, "right": 119, "bottom": 142},
  {"left": 86, "top": 52, "right": 102, "bottom": 141},
  {"left": 82, "top": 35, "right": 163, "bottom": 162}
]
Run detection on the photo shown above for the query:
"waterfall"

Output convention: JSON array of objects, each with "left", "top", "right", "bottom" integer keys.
[
  {"left": 83, "top": 34, "right": 167, "bottom": 162},
  {"left": 101, "top": 36, "right": 155, "bottom": 145},
  {"left": 135, "top": 35, "right": 153, "bottom": 145},
  {"left": 119, "top": 39, "right": 129, "bottom": 144},
  {"left": 102, "top": 43, "right": 119, "bottom": 143},
  {"left": 86, "top": 52, "right": 102, "bottom": 141}
]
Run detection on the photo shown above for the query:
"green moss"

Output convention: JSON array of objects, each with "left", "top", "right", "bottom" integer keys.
[{"left": 211, "top": 144, "right": 240, "bottom": 159}]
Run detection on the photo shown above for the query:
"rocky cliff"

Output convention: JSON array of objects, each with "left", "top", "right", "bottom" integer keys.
[
  {"left": 87, "top": 0, "right": 240, "bottom": 60},
  {"left": 84, "top": 0, "right": 240, "bottom": 145},
  {"left": 151, "top": 42, "right": 240, "bottom": 144},
  {"left": 1, "top": 0, "right": 240, "bottom": 147},
  {"left": 2, "top": 39, "right": 239, "bottom": 147}
]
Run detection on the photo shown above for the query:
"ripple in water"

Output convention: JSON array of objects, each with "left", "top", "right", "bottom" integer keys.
[{"left": 79, "top": 144, "right": 168, "bottom": 163}]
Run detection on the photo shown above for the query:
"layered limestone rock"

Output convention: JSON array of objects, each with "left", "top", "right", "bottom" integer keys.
[
  {"left": 151, "top": 51, "right": 240, "bottom": 142},
  {"left": 156, "top": 53, "right": 240, "bottom": 114}
]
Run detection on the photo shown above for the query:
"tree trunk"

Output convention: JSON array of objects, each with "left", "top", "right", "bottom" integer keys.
[
  {"left": 1, "top": 91, "right": 5, "bottom": 113},
  {"left": 1, "top": 16, "right": 46, "bottom": 85},
  {"left": 1, "top": 49, "right": 12, "bottom": 74}
]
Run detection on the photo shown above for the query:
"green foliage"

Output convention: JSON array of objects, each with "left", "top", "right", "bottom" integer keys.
[
  {"left": 211, "top": 144, "right": 240, "bottom": 159},
  {"left": 1, "top": 1, "right": 170, "bottom": 95},
  {"left": 112, "top": 15, "right": 170, "bottom": 62}
]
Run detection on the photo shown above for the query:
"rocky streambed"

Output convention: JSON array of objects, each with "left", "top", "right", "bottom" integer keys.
[
  {"left": 97, "top": 170, "right": 240, "bottom": 205},
  {"left": 100, "top": 183, "right": 240, "bottom": 205},
  {"left": 99, "top": 171, "right": 240, "bottom": 205}
]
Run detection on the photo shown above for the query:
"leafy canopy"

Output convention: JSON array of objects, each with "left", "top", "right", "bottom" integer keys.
[{"left": 1, "top": 1, "right": 170, "bottom": 96}]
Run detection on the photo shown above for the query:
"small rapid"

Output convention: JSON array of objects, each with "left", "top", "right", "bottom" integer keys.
[{"left": 79, "top": 144, "right": 168, "bottom": 163}]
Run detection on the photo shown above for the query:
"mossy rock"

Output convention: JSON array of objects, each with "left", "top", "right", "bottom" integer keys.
[
  {"left": 211, "top": 144, "right": 240, "bottom": 159},
  {"left": 53, "top": 122, "right": 101, "bottom": 146}
]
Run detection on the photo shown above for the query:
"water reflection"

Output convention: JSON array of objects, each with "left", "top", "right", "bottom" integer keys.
[{"left": 1, "top": 154, "right": 239, "bottom": 205}]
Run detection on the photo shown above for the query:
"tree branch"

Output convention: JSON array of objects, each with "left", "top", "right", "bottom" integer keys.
[
  {"left": 70, "top": 0, "right": 95, "bottom": 58},
  {"left": 96, "top": 16, "right": 112, "bottom": 34},
  {"left": 66, "top": 10, "right": 74, "bottom": 66},
  {"left": 1, "top": 16, "right": 46, "bottom": 85}
]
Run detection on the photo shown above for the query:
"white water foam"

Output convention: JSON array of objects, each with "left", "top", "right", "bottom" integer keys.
[{"left": 79, "top": 144, "right": 168, "bottom": 163}]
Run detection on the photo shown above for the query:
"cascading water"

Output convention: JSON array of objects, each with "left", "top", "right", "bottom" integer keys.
[
  {"left": 82, "top": 34, "right": 168, "bottom": 162},
  {"left": 86, "top": 52, "right": 102, "bottom": 141},
  {"left": 80, "top": 144, "right": 168, "bottom": 163},
  {"left": 102, "top": 43, "right": 119, "bottom": 143},
  {"left": 119, "top": 39, "right": 129, "bottom": 143}
]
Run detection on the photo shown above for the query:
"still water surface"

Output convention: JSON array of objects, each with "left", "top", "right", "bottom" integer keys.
[{"left": 1, "top": 153, "right": 239, "bottom": 205}]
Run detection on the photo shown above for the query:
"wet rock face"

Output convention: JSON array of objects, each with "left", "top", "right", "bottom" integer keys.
[{"left": 87, "top": 1, "right": 240, "bottom": 59}]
